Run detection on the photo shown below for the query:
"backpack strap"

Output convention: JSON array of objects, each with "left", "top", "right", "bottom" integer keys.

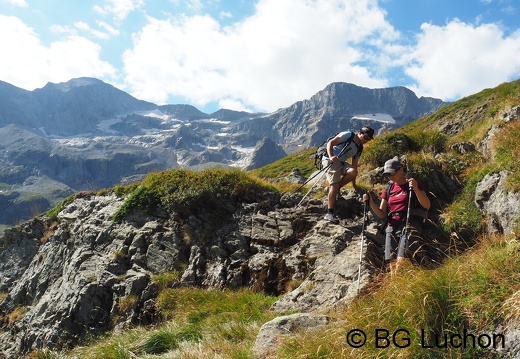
[{"left": 313, "top": 131, "right": 357, "bottom": 170}]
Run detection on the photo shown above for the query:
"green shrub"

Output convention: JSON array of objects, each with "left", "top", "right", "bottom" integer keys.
[
  {"left": 141, "top": 168, "right": 277, "bottom": 217},
  {"left": 362, "top": 132, "right": 411, "bottom": 167},
  {"left": 151, "top": 270, "right": 181, "bottom": 290},
  {"left": 408, "top": 130, "right": 448, "bottom": 153},
  {"left": 138, "top": 329, "right": 178, "bottom": 354},
  {"left": 113, "top": 183, "right": 138, "bottom": 198},
  {"left": 112, "top": 185, "right": 160, "bottom": 222},
  {"left": 493, "top": 120, "right": 520, "bottom": 192},
  {"left": 111, "top": 168, "right": 270, "bottom": 221},
  {"left": 156, "top": 287, "right": 277, "bottom": 324}
]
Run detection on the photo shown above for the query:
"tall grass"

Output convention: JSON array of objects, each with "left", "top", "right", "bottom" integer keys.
[
  {"left": 276, "top": 234, "right": 520, "bottom": 358},
  {"left": 35, "top": 288, "right": 279, "bottom": 359},
  {"left": 491, "top": 119, "right": 520, "bottom": 192}
]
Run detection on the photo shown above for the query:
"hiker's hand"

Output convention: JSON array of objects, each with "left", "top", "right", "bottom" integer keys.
[
  {"left": 363, "top": 192, "right": 370, "bottom": 202},
  {"left": 407, "top": 178, "right": 418, "bottom": 189},
  {"left": 329, "top": 155, "right": 338, "bottom": 163}
]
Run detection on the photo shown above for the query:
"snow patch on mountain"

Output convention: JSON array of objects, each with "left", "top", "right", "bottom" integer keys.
[
  {"left": 352, "top": 113, "right": 396, "bottom": 124},
  {"left": 230, "top": 145, "right": 256, "bottom": 168}
]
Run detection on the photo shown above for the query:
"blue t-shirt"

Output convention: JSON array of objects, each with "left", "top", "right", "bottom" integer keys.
[{"left": 330, "top": 131, "right": 362, "bottom": 161}]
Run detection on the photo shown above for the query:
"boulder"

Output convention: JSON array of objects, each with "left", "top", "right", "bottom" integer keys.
[{"left": 252, "top": 313, "right": 330, "bottom": 358}]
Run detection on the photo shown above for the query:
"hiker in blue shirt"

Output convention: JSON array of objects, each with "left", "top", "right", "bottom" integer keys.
[{"left": 323, "top": 126, "right": 374, "bottom": 223}]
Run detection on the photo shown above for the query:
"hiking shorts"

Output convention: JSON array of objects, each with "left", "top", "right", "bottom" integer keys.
[{"left": 323, "top": 160, "right": 352, "bottom": 185}]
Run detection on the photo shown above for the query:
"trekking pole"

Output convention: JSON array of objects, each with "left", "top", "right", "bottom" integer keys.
[
  {"left": 403, "top": 180, "right": 413, "bottom": 245},
  {"left": 292, "top": 162, "right": 332, "bottom": 194},
  {"left": 295, "top": 139, "right": 352, "bottom": 206},
  {"left": 295, "top": 166, "right": 330, "bottom": 208},
  {"left": 357, "top": 193, "right": 369, "bottom": 294}
]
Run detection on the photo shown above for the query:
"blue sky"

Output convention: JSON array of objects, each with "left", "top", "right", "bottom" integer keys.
[{"left": 1, "top": 0, "right": 519, "bottom": 113}]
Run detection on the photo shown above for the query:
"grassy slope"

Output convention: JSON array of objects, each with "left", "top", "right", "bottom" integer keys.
[
  {"left": 265, "top": 79, "right": 520, "bottom": 358},
  {"left": 33, "top": 80, "right": 520, "bottom": 359}
]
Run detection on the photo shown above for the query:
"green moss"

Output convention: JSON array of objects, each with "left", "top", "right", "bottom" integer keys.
[
  {"left": 112, "top": 185, "right": 160, "bottom": 222},
  {"left": 362, "top": 132, "right": 411, "bottom": 167}
]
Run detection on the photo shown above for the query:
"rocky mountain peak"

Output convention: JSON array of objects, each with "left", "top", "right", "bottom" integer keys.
[
  {"left": 0, "top": 77, "right": 446, "bottom": 229},
  {"left": 40, "top": 77, "right": 106, "bottom": 92},
  {"left": 245, "top": 137, "right": 288, "bottom": 170}
]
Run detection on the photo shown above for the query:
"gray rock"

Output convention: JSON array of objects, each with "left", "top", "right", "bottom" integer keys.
[
  {"left": 252, "top": 313, "right": 330, "bottom": 359},
  {"left": 475, "top": 171, "right": 520, "bottom": 236}
]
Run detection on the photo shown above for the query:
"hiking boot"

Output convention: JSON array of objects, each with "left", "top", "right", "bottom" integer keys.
[{"left": 324, "top": 213, "right": 339, "bottom": 223}]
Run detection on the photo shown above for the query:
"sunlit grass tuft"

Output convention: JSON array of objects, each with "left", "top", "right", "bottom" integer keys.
[
  {"left": 44, "top": 287, "right": 279, "bottom": 359},
  {"left": 277, "top": 234, "right": 520, "bottom": 358}
]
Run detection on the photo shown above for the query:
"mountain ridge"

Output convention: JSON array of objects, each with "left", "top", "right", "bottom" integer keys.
[{"left": 0, "top": 77, "right": 446, "bottom": 229}]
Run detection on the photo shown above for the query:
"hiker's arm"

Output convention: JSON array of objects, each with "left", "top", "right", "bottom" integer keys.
[
  {"left": 408, "top": 178, "right": 431, "bottom": 210},
  {"left": 363, "top": 193, "right": 387, "bottom": 220},
  {"left": 326, "top": 136, "right": 344, "bottom": 163}
]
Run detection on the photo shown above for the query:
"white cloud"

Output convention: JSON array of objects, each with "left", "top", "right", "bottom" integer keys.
[
  {"left": 218, "top": 98, "right": 252, "bottom": 112},
  {"left": 122, "top": 0, "right": 398, "bottom": 111},
  {"left": 94, "top": 0, "right": 144, "bottom": 22},
  {"left": 51, "top": 21, "right": 120, "bottom": 40},
  {"left": 219, "top": 11, "right": 232, "bottom": 19},
  {"left": 404, "top": 20, "right": 520, "bottom": 100},
  {"left": 3, "top": 0, "right": 518, "bottom": 113},
  {"left": 97, "top": 21, "right": 121, "bottom": 36},
  {"left": 185, "top": 0, "right": 203, "bottom": 12},
  {"left": 1, "top": 0, "right": 27, "bottom": 7},
  {"left": 73, "top": 21, "right": 112, "bottom": 40},
  {"left": 0, "top": 14, "right": 118, "bottom": 90}
]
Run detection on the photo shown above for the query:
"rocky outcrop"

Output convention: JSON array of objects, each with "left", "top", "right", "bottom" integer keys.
[
  {"left": 474, "top": 106, "right": 520, "bottom": 237},
  {"left": 0, "top": 160, "right": 518, "bottom": 357},
  {"left": 475, "top": 171, "right": 520, "bottom": 236},
  {"left": 0, "top": 185, "right": 380, "bottom": 357}
]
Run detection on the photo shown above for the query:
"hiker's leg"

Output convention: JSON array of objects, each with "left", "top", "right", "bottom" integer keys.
[
  {"left": 393, "top": 224, "right": 408, "bottom": 275},
  {"left": 328, "top": 182, "right": 341, "bottom": 209},
  {"left": 339, "top": 166, "right": 357, "bottom": 187},
  {"left": 397, "top": 227, "right": 408, "bottom": 259},
  {"left": 385, "top": 226, "right": 398, "bottom": 274},
  {"left": 326, "top": 162, "right": 344, "bottom": 211}
]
